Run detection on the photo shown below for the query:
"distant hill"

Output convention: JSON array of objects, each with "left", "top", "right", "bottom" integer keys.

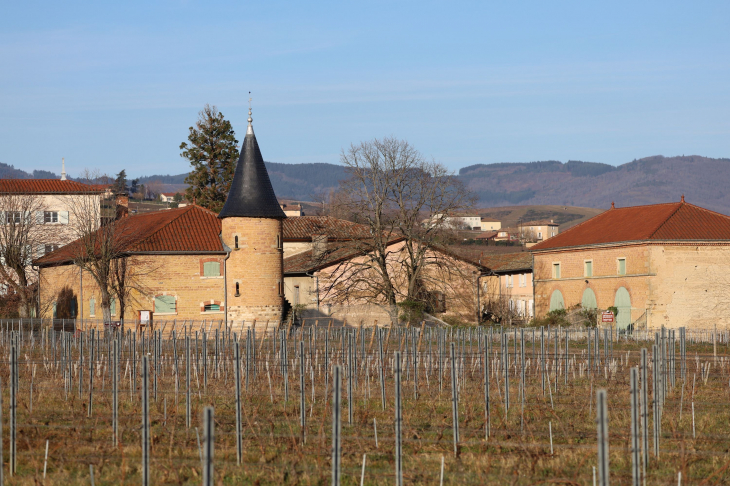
[
  {"left": 8, "top": 155, "right": 730, "bottom": 214},
  {"left": 136, "top": 162, "right": 348, "bottom": 200},
  {"left": 458, "top": 155, "right": 730, "bottom": 213},
  {"left": 0, "top": 162, "right": 59, "bottom": 180},
  {"left": 478, "top": 205, "right": 605, "bottom": 231}
]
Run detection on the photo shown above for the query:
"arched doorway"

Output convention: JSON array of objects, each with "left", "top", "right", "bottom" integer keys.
[
  {"left": 582, "top": 288, "right": 597, "bottom": 309},
  {"left": 614, "top": 287, "right": 631, "bottom": 330},
  {"left": 549, "top": 290, "right": 565, "bottom": 312}
]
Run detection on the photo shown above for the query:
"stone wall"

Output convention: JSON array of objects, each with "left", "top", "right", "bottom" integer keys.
[
  {"left": 534, "top": 244, "right": 651, "bottom": 324},
  {"left": 222, "top": 217, "right": 284, "bottom": 322},
  {"left": 38, "top": 253, "right": 226, "bottom": 321},
  {"left": 648, "top": 245, "right": 730, "bottom": 329}
]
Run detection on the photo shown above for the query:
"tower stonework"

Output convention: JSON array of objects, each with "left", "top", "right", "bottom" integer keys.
[{"left": 218, "top": 108, "right": 286, "bottom": 324}]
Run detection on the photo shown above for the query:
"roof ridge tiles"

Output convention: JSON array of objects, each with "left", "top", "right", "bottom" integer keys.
[{"left": 647, "top": 202, "right": 683, "bottom": 239}]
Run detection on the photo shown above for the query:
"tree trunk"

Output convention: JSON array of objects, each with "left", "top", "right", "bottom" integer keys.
[{"left": 100, "top": 288, "right": 112, "bottom": 324}]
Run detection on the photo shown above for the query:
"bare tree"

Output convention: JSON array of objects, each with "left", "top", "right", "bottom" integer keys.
[
  {"left": 321, "top": 137, "right": 476, "bottom": 320},
  {"left": 66, "top": 171, "right": 135, "bottom": 323},
  {"left": 0, "top": 192, "right": 51, "bottom": 317},
  {"left": 109, "top": 255, "right": 157, "bottom": 320}
]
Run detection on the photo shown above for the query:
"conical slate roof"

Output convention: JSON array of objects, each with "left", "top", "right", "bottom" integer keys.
[{"left": 218, "top": 112, "right": 286, "bottom": 219}]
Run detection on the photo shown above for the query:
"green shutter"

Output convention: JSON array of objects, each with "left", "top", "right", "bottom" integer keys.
[
  {"left": 549, "top": 290, "right": 564, "bottom": 311},
  {"left": 618, "top": 259, "right": 626, "bottom": 275},
  {"left": 89, "top": 297, "right": 95, "bottom": 316},
  {"left": 203, "top": 261, "right": 220, "bottom": 276},
  {"left": 585, "top": 261, "right": 592, "bottom": 277},
  {"left": 155, "top": 295, "right": 176, "bottom": 314},
  {"left": 581, "top": 288, "right": 597, "bottom": 309},
  {"left": 614, "top": 287, "right": 631, "bottom": 330},
  {"left": 204, "top": 303, "right": 220, "bottom": 312},
  {"left": 110, "top": 298, "right": 116, "bottom": 315}
]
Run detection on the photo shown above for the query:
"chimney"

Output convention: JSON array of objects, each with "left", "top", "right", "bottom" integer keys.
[
  {"left": 116, "top": 194, "right": 129, "bottom": 219},
  {"left": 312, "top": 234, "right": 328, "bottom": 260},
  {"left": 60, "top": 158, "right": 67, "bottom": 181}
]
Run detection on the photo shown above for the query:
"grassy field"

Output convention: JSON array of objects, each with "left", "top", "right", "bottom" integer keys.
[{"left": 1, "top": 324, "right": 728, "bottom": 484}]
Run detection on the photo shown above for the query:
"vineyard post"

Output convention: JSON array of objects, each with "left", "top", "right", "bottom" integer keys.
[
  {"left": 394, "top": 351, "right": 404, "bottom": 486},
  {"left": 234, "top": 342, "right": 242, "bottom": 465},
  {"left": 640, "top": 347, "right": 648, "bottom": 476},
  {"left": 450, "top": 342, "right": 459, "bottom": 457},
  {"left": 88, "top": 328, "right": 95, "bottom": 417},
  {"left": 332, "top": 365, "right": 342, "bottom": 486},
  {"left": 596, "top": 389, "right": 609, "bottom": 486},
  {"left": 300, "top": 340, "right": 306, "bottom": 443},
  {"left": 483, "top": 335, "right": 490, "bottom": 439},
  {"left": 630, "top": 367, "right": 640, "bottom": 486},
  {"left": 202, "top": 406, "right": 215, "bottom": 486},
  {"left": 141, "top": 356, "right": 150, "bottom": 486}
]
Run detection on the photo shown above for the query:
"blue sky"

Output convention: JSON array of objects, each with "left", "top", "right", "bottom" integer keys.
[{"left": 1, "top": 1, "right": 728, "bottom": 177}]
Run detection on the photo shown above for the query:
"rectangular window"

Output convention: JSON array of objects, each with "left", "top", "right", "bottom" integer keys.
[
  {"left": 203, "top": 303, "right": 220, "bottom": 312},
  {"left": 538, "top": 232, "right": 543, "bottom": 240},
  {"left": 520, "top": 274, "right": 526, "bottom": 287},
  {"left": 552, "top": 263, "right": 561, "bottom": 279},
  {"left": 110, "top": 298, "right": 116, "bottom": 316},
  {"left": 585, "top": 261, "right": 593, "bottom": 277},
  {"left": 6, "top": 212, "right": 21, "bottom": 224},
  {"left": 44, "top": 244, "right": 60, "bottom": 254},
  {"left": 89, "top": 297, "right": 95, "bottom": 316},
  {"left": 618, "top": 258, "right": 626, "bottom": 276},
  {"left": 44, "top": 211, "right": 58, "bottom": 223},
  {"left": 203, "top": 261, "right": 221, "bottom": 277},
  {"left": 155, "top": 295, "right": 176, "bottom": 314}
]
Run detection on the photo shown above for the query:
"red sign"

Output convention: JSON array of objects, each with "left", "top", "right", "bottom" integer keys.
[{"left": 601, "top": 311, "right": 614, "bottom": 323}]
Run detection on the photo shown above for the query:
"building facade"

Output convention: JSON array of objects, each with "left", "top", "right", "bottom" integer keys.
[{"left": 531, "top": 199, "right": 730, "bottom": 329}]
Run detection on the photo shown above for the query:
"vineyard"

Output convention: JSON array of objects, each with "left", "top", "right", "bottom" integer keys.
[{"left": 0, "top": 319, "right": 727, "bottom": 485}]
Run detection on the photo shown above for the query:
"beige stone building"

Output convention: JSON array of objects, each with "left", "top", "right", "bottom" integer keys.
[
  {"left": 480, "top": 252, "right": 533, "bottom": 321},
  {"left": 519, "top": 220, "right": 559, "bottom": 243},
  {"left": 531, "top": 198, "right": 730, "bottom": 329},
  {"left": 480, "top": 219, "right": 502, "bottom": 231}
]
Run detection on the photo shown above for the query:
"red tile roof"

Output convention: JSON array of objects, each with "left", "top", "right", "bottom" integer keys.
[
  {"left": 0, "top": 179, "right": 107, "bottom": 194},
  {"left": 283, "top": 216, "right": 372, "bottom": 241},
  {"left": 531, "top": 200, "right": 730, "bottom": 251},
  {"left": 35, "top": 205, "right": 223, "bottom": 266}
]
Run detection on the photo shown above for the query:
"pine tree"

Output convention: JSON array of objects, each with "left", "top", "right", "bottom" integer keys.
[
  {"left": 114, "top": 170, "right": 128, "bottom": 194},
  {"left": 180, "top": 105, "right": 239, "bottom": 213}
]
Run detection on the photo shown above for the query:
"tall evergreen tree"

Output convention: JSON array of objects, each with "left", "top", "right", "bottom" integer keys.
[
  {"left": 114, "top": 170, "right": 128, "bottom": 194},
  {"left": 180, "top": 105, "right": 239, "bottom": 213}
]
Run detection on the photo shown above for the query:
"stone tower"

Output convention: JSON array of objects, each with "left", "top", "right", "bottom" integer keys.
[{"left": 218, "top": 108, "right": 286, "bottom": 323}]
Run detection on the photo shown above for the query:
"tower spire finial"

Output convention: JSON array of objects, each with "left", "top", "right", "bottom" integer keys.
[
  {"left": 247, "top": 91, "right": 253, "bottom": 135},
  {"left": 60, "top": 157, "right": 67, "bottom": 181}
]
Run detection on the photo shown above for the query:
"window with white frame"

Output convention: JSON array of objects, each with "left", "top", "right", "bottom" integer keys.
[{"left": 44, "top": 211, "right": 58, "bottom": 223}]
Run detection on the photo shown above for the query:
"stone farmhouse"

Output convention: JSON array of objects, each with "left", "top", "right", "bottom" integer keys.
[
  {"left": 519, "top": 219, "right": 559, "bottom": 243},
  {"left": 531, "top": 198, "right": 730, "bottom": 329},
  {"left": 480, "top": 252, "right": 533, "bottom": 321}
]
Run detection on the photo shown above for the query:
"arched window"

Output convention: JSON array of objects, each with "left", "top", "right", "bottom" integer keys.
[
  {"left": 549, "top": 290, "right": 564, "bottom": 311},
  {"left": 614, "top": 287, "right": 632, "bottom": 330},
  {"left": 581, "top": 288, "right": 597, "bottom": 309},
  {"left": 234, "top": 235, "right": 239, "bottom": 249}
]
